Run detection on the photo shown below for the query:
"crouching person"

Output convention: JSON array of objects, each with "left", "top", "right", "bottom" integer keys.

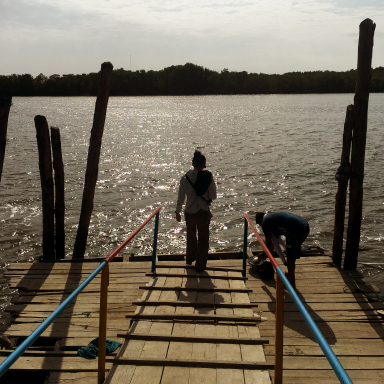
[{"left": 255, "top": 211, "right": 309, "bottom": 289}]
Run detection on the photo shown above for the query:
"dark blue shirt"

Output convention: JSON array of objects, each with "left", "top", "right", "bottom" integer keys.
[{"left": 261, "top": 211, "right": 309, "bottom": 238}]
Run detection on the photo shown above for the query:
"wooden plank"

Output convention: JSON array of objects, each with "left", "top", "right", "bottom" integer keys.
[
  {"left": 48, "top": 372, "right": 99, "bottom": 383},
  {"left": 161, "top": 367, "right": 190, "bottom": 384},
  {"left": 105, "top": 274, "right": 169, "bottom": 384},
  {"left": 129, "top": 299, "right": 172, "bottom": 384},
  {"left": 269, "top": 369, "right": 384, "bottom": 380},
  {"left": 146, "top": 272, "right": 247, "bottom": 281},
  {"left": 248, "top": 293, "right": 372, "bottom": 303},
  {"left": 188, "top": 283, "right": 215, "bottom": 382},
  {"left": 263, "top": 342, "right": 384, "bottom": 356},
  {"left": 155, "top": 265, "right": 244, "bottom": 272},
  {"left": 116, "top": 333, "right": 269, "bottom": 345},
  {"left": 106, "top": 357, "right": 274, "bottom": 370},
  {"left": 0, "top": 356, "right": 112, "bottom": 371},
  {"left": 127, "top": 314, "right": 262, "bottom": 323},
  {"left": 255, "top": 302, "right": 383, "bottom": 312},
  {"left": 214, "top": 271, "right": 234, "bottom": 318},
  {"left": 189, "top": 367, "right": 216, "bottom": 384},
  {"left": 132, "top": 300, "right": 256, "bottom": 308},
  {"left": 244, "top": 369, "right": 272, "bottom": 384},
  {"left": 216, "top": 369, "right": 245, "bottom": 384},
  {"left": 140, "top": 286, "right": 253, "bottom": 293},
  {"left": 271, "top": 356, "right": 384, "bottom": 370},
  {"left": 258, "top": 327, "right": 384, "bottom": 339},
  {"left": 165, "top": 322, "right": 194, "bottom": 383}
]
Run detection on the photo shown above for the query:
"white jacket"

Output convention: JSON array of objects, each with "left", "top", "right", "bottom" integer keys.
[{"left": 176, "top": 170, "right": 217, "bottom": 214}]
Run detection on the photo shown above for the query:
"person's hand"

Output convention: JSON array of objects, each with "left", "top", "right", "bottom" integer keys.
[
  {"left": 175, "top": 212, "right": 181, "bottom": 222},
  {"left": 257, "top": 251, "right": 267, "bottom": 260}
]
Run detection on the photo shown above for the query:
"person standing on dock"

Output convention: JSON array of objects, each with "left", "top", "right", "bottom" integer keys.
[
  {"left": 175, "top": 150, "right": 217, "bottom": 273},
  {"left": 255, "top": 211, "right": 310, "bottom": 289}
]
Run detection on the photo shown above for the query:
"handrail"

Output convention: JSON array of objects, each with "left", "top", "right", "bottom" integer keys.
[
  {"left": 0, "top": 206, "right": 162, "bottom": 378},
  {"left": 243, "top": 212, "right": 353, "bottom": 384},
  {"left": 106, "top": 206, "right": 161, "bottom": 262}
]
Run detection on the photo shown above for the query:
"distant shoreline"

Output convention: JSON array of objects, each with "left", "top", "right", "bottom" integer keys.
[{"left": 1, "top": 63, "right": 384, "bottom": 96}]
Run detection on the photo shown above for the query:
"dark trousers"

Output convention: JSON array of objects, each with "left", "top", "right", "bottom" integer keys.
[{"left": 185, "top": 209, "right": 211, "bottom": 269}]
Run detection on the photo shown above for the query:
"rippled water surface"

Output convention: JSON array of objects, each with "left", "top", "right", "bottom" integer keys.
[{"left": 1, "top": 94, "right": 384, "bottom": 315}]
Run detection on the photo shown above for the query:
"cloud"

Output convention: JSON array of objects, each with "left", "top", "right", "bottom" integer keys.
[{"left": 1, "top": 0, "right": 383, "bottom": 76}]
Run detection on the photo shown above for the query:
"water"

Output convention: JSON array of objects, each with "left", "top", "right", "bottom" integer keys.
[{"left": 1, "top": 94, "right": 383, "bottom": 318}]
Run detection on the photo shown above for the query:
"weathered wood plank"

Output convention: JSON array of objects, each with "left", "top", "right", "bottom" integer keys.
[
  {"left": 0, "top": 356, "right": 112, "bottom": 371},
  {"left": 132, "top": 300, "right": 256, "bottom": 308},
  {"left": 139, "top": 286, "right": 253, "bottom": 293},
  {"left": 127, "top": 313, "right": 262, "bottom": 323},
  {"left": 107, "top": 357, "right": 274, "bottom": 370},
  {"left": 146, "top": 272, "right": 247, "bottom": 281},
  {"left": 117, "top": 333, "right": 269, "bottom": 345},
  {"left": 263, "top": 342, "right": 384, "bottom": 356}
]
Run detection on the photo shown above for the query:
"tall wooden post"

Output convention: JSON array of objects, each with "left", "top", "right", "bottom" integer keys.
[
  {"left": 34, "top": 115, "right": 55, "bottom": 260},
  {"left": 344, "top": 19, "right": 375, "bottom": 270},
  {"left": 0, "top": 96, "right": 12, "bottom": 184},
  {"left": 51, "top": 127, "right": 65, "bottom": 259},
  {"left": 73, "top": 62, "right": 113, "bottom": 259},
  {"left": 332, "top": 105, "right": 354, "bottom": 266}
]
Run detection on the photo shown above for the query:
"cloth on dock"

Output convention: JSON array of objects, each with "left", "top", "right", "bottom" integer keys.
[{"left": 77, "top": 337, "right": 122, "bottom": 359}]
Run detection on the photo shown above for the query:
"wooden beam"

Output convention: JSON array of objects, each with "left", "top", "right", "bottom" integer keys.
[
  {"left": 126, "top": 313, "right": 262, "bottom": 322},
  {"left": 116, "top": 333, "right": 269, "bottom": 345},
  {"left": 131, "top": 300, "right": 257, "bottom": 308},
  {"left": 155, "top": 265, "right": 244, "bottom": 272},
  {"left": 145, "top": 272, "right": 247, "bottom": 280},
  {"left": 139, "top": 286, "right": 252, "bottom": 293},
  {"left": 106, "top": 357, "right": 274, "bottom": 370}
]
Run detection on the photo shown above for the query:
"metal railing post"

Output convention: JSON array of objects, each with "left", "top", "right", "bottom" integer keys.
[
  {"left": 151, "top": 211, "right": 160, "bottom": 273},
  {"left": 98, "top": 262, "right": 109, "bottom": 384},
  {"left": 275, "top": 273, "right": 284, "bottom": 384},
  {"left": 242, "top": 217, "right": 248, "bottom": 277},
  {"left": 243, "top": 212, "right": 353, "bottom": 384}
]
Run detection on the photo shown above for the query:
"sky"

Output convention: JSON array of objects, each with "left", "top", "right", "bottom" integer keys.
[{"left": 1, "top": 0, "right": 384, "bottom": 77}]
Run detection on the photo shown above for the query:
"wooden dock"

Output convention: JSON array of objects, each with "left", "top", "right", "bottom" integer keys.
[
  {"left": 104, "top": 264, "right": 271, "bottom": 384},
  {"left": 0, "top": 249, "right": 383, "bottom": 383}
]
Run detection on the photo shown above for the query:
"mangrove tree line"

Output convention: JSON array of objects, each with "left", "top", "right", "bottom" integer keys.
[{"left": 1, "top": 63, "right": 384, "bottom": 96}]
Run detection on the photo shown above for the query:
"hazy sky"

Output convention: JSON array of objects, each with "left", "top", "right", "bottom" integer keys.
[{"left": 1, "top": 0, "right": 383, "bottom": 76}]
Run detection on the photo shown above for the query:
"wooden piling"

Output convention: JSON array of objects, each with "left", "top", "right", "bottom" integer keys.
[
  {"left": 34, "top": 115, "right": 55, "bottom": 260},
  {"left": 0, "top": 95, "right": 12, "bottom": 184},
  {"left": 344, "top": 19, "right": 376, "bottom": 270},
  {"left": 73, "top": 62, "right": 113, "bottom": 259},
  {"left": 51, "top": 127, "right": 65, "bottom": 260},
  {"left": 332, "top": 105, "right": 354, "bottom": 267}
]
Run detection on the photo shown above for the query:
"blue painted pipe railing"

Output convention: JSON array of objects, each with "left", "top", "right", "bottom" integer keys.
[
  {"left": 277, "top": 267, "right": 353, "bottom": 384},
  {"left": 243, "top": 212, "right": 353, "bottom": 384},
  {"left": 0, "top": 207, "right": 161, "bottom": 378},
  {"left": 0, "top": 261, "right": 107, "bottom": 377}
]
